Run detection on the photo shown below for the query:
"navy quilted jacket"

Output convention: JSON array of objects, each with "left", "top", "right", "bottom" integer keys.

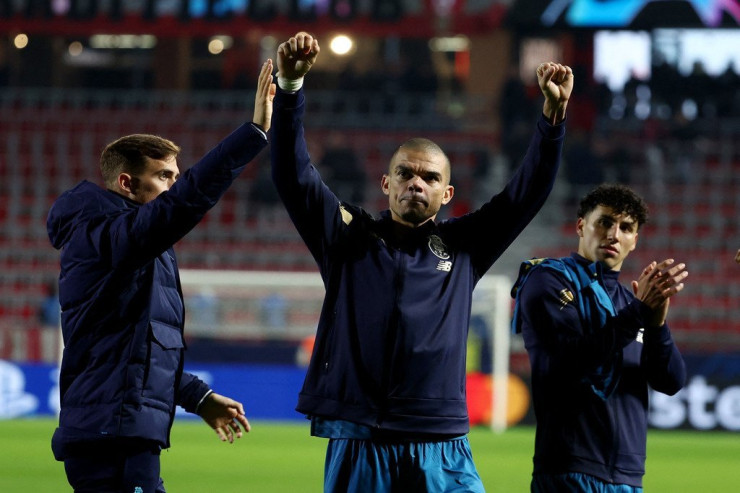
[
  {"left": 47, "top": 123, "right": 266, "bottom": 455},
  {"left": 271, "top": 87, "right": 565, "bottom": 436}
]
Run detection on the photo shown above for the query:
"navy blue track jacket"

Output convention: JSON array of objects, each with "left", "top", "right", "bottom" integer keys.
[
  {"left": 513, "top": 253, "right": 686, "bottom": 487},
  {"left": 47, "top": 123, "right": 266, "bottom": 457},
  {"left": 271, "top": 87, "right": 565, "bottom": 436}
]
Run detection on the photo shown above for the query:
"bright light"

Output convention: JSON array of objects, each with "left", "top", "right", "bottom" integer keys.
[
  {"left": 208, "top": 36, "right": 233, "bottom": 55},
  {"left": 68, "top": 41, "right": 83, "bottom": 57},
  {"left": 208, "top": 39, "right": 224, "bottom": 55},
  {"left": 13, "top": 34, "right": 29, "bottom": 49},
  {"left": 429, "top": 35, "right": 470, "bottom": 52},
  {"left": 329, "top": 35, "right": 353, "bottom": 56},
  {"left": 89, "top": 34, "right": 157, "bottom": 49},
  {"left": 594, "top": 31, "right": 650, "bottom": 91}
]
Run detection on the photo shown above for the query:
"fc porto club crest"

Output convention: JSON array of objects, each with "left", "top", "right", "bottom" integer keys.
[{"left": 428, "top": 235, "right": 450, "bottom": 260}]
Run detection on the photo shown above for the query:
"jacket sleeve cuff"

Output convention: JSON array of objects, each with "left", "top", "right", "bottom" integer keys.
[
  {"left": 537, "top": 113, "right": 566, "bottom": 140},
  {"left": 614, "top": 299, "right": 645, "bottom": 344},
  {"left": 177, "top": 372, "right": 213, "bottom": 414},
  {"left": 644, "top": 322, "right": 673, "bottom": 345},
  {"left": 249, "top": 123, "right": 267, "bottom": 139},
  {"left": 194, "top": 389, "right": 214, "bottom": 415},
  {"left": 275, "top": 86, "right": 303, "bottom": 109}
]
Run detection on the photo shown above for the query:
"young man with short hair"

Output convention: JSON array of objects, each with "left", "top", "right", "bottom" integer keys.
[
  {"left": 47, "top": 60, "right": 276, "bottom": 493},
  {"left": 512, "top": 183, "right": 688, "bottom": 492}
]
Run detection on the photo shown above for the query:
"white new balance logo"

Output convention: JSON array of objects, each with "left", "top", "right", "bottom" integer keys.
[{"left": 437, "top": 261, "right": 452, "bottom": 272}]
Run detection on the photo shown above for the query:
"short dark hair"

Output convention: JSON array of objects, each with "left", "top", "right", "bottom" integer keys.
[
  {"left": 100, "top": 134, "right": 180, "bottom": 188},
  {"left": 577, "top": 184, "right": 649, "bottom": 228},
  {"left": 391, "top": 138, "right": 451, "bottom": 178}
]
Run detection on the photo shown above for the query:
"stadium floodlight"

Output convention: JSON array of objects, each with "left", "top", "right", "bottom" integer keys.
[
  {"left": 67, "top": 42, "right": 83, "bottom": 57},
  {"left": 329, "top": 35, "right": 354, "bottom": 56},
  {"left": 13, "top": 34, "right": 29, "bottom": 49}
]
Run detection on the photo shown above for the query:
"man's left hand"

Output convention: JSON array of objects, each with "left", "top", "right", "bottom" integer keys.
[{"left": 198, "top": 392, "right": 251, "bottom": 443}]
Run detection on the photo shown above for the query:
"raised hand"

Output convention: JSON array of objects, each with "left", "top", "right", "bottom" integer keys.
[
  {"left": 536, "top": 62, "right": 574, "bottom": 124},
  {"left": 277, "top": 31, "right": 320, "bottom": 81},
  {"left": 631, "top": 259, "right": 688, "bottom": 327},
  {"left": 253, "top": 59, "right": 276, "bottom": 132}
]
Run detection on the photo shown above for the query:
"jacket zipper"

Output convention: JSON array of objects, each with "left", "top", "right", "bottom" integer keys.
[{"left": 377, "top": 247, "right": 404, "bottom": 427}]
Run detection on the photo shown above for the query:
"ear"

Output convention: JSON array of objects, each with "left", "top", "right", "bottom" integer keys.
[
  {"left": 381, "top": 174, "right": 390, "bottom": 196},
  {"left": 441, "top": 185, "right": 454, "bottom": 205},
  {"left": 576, "top": 217, "right": 585, "bottom": 237},
  {"left": 117, "top": 173, "right": 134, "bottom": 194},
  {"left": 630, "top": 232, "right": 639, "bottom": 252}
]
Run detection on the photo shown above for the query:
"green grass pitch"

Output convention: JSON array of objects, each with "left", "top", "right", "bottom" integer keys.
[{"left": 1, "top": 418, "right": 738, "bottom": 491}]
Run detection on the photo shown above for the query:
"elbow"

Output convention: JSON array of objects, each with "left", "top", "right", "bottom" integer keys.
[
  {"left": 653, "top": 369, "right": 687, "bottom": 396},
  {"left": 661, "top": 381, "right": 684, "bottom": 397}
]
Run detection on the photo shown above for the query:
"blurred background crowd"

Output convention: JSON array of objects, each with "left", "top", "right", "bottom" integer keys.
[{"left": 0, "top": 0, "right": 738, "bottom": 363}]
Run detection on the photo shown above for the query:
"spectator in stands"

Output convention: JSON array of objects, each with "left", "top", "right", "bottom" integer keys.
[
  {"left": 511, "top": 183, "right": 688, "bottom": 492},
  {"left": 249, "top": 154, "right": 282, "bottom": 210},
  {"left": 45, "top": 60, "right": 275, "bottom": 492},
  {"left": 38, "top": 279, "right": 60, "bottom": 329},
  {"left": 318, "top": 131, "right": 366, "bottom": 205},
  {"left": 499, "top": 66, "right": 537, "bottom": 171},
  {"left": 564, "top": 128, "right": 603, "bottom": 206},
  {"left": 270, "top": 31, "right": 573, "bottom": 492}
]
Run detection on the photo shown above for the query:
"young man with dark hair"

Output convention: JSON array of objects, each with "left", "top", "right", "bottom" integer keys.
[
  {"left": 512, "top": 183, "right": 688, "bottom": 492},
  {"left": 47, "top": 60, "right": 275, "bottom": 492}
]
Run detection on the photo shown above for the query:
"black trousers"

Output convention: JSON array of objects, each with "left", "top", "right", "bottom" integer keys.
[{"left": 62, "top": 438, "right": 165, "bottom": 493}]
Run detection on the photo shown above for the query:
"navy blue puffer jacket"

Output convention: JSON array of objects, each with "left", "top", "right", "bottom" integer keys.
[{"left": 47, "top": 123, "right": 266, "bottom": 456}]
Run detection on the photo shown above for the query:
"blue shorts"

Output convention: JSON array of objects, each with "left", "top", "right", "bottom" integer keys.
[
  {"left": 532, "top": 472, "right": 643, "bottom": 493},
  {"left": 324, "top": 436, "right": 485, "bottom": 493}
]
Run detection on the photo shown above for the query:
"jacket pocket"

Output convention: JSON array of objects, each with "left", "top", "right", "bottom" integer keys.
[
  {"left": 142, "top": 320, "right": 184, "bottom": 409},
  {"left": 150, "top": 320, "right": 185, "bottom": 350}
]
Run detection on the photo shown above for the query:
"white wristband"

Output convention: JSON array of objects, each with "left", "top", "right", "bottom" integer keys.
[{"left": 278, "top": 76, "right": 304, "bottom": 93}]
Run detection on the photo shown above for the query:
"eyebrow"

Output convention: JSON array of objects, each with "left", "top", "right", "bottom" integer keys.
[
  {"left": 599, "top": 214, "right": 636, "bottom": 227},
  {"left": 395, "top": 164, "right": 443, "bottom": 181}
]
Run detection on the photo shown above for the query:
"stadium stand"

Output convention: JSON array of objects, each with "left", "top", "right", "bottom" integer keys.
[{"left": 1, "top": 78, "right": 739, "bottom": 359}]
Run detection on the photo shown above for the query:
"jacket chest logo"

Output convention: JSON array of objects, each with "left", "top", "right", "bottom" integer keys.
[{"left": 428, "top": 235, "right": 450, "bottom": 259}]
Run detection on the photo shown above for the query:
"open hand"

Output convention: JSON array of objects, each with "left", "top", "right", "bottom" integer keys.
[
  {"left": 253, "top": 59, "right": 276, "bottom": 132},
  {"left": 198, "top": 392, "right": 251, "bottom": 443},
  {"left": 631, "top": 259, "right": 688, "bottom": 327}
]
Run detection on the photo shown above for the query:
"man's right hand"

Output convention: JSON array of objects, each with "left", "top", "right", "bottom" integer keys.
[
  {"left": 631, "top": 258, "right": 688, "bottom": 327},
  {"left": 277, "top": 31, "right": 320, "bottom": 81},
  {"left": 537, "top": 62, "right": 573, "bottom": 125}
]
